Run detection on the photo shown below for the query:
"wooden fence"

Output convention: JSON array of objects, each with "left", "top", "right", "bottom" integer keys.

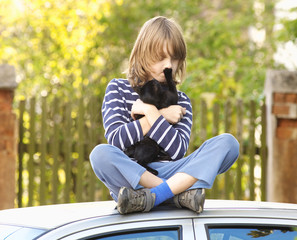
[{"left": 16, "top": 96, "right": 267, "bottom": 207}]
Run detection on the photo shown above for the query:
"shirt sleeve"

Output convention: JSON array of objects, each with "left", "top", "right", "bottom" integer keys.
[
  {"left": 102, "top": 79, "right": 143, "bottom": 150},
  {"left": 146, "top": 91, "right": 192, "bottom": 160}
]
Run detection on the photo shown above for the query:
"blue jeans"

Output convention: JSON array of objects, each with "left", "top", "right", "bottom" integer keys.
[{"left": 90, "top": 133, "right": 239, "bottom": 201}]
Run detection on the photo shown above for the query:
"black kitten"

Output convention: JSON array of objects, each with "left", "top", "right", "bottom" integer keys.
[{"left": 125, "top": 68, "right": 178, "bottom": 175}]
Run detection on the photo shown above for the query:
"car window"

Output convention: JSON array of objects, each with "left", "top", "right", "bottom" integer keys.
[
  {"left": 89, "top": 228, "right": 179, "bottom": 240},
  {"left": 207, "top": 226, "right": 297, "bottom": 240}
]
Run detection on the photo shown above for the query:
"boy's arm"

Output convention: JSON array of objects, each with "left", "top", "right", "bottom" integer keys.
[
  {"left": 132, "top": 99, "right": 186, "bottom": 135},
  {"left": 103, "top": 79, "right": 145, "bottom": 150},
  {"left": 131, "top": 99, "right": 161, "bottom": 136},
  {"left": 145, "top": 92, "right": 192, "bottom": 160}
]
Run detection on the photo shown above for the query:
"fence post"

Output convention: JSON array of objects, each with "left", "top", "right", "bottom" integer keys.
[
  {"left": 265, "top": 70, "right": 297, "bottom": 204},
  {"left": 0, "top": 64, "right": 18, "bottom": 210}
]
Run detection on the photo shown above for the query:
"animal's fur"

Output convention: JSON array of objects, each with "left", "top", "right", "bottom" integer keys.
[{"left": 125, "top": 68, "right": 178, "bottom": 175}]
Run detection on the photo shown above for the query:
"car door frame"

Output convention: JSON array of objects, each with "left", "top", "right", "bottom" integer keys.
[{"left": 38, "top": 217, "right": 195, "bottom": 240}]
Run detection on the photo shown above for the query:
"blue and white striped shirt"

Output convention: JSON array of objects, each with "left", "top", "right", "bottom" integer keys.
[{"left": 102, "top": 78, "right": 193, "bottom": 160}]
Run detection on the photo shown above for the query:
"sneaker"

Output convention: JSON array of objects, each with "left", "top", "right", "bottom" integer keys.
[
  {"left": 117, "top": 187, "right": 156, "bottom": 215},
  {"left": 173, "top": 188, "right": 205, "bottom": 213}
]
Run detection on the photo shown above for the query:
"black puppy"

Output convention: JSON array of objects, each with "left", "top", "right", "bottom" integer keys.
[{"left": 125, "top": 68, "right": 178, "bottom": 175}]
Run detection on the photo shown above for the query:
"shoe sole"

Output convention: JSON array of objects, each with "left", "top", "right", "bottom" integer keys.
[{"left": 117, "top": 187, "right": 129, "bottom": 214}]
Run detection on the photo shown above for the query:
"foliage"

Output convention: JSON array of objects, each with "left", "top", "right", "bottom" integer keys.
[
  {"left": 0, "top": 0, "right": 276, "bottom": 103},
  {"left": 275, "top": 6, "right": 297, "bottom": 41}
]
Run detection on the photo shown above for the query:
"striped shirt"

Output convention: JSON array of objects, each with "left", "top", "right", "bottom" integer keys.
[{"left": 102, "top": 78, "right": 193, "bottom": 160}]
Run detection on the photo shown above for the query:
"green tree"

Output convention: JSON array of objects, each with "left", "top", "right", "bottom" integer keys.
[{"left": 0, "top": 0, "right": 275, "bottom": 102}]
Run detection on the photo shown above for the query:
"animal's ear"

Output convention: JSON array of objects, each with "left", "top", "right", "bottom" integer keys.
[
  {"left": 163, "top": 68, "right": 172, "bottom": 81},
  {"left": 163, "top": 68, "right": 177, "bottom": 93}
]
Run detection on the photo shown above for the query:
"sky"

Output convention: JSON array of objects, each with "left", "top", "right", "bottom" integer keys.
[{"left": 274, "top": 0, "right": 297, "bottom": 70}]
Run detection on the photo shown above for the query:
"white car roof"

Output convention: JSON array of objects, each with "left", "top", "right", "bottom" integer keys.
[{"left": 0, "top": 200, "right": 297, "bottom": 230}]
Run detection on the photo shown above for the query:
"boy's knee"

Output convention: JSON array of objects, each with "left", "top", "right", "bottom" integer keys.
[
  {"left": 90, "top": 144, "right": 125, "bottom": 168},
  {"left": 90, "top": 144, "right": 122, "bottom": 179},
  {"left": 90, "top": 144, "right": 114, "bottom": 167},
  {"left": 220, "top": 133, "right": 240, "bottom": 156}
]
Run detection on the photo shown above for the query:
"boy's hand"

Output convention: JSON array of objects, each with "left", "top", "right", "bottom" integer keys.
[
  {"left": 159, "top": 105, "right": 186, "bottom": 124},
  {"left": 131, "top": 99, "right": 146, "bottom": 120},
  {"left": 132, "top": 99, "right": 161, "bottom": 135}
]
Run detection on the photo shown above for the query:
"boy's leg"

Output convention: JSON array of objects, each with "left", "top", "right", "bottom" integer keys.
[
  {"left": 117, "top": 134, "right": 239, "bottom": 214},
  {"left": 90, "top": 144, "right": 175, "bottom": 214},
  {"left": 89, "top": 144, "right": 147, "bottom": 201},
  {"left": 149, "top": 133, "right": 239, "bottom": 189},
  {"left": 91, "top": 134, "right": 239, "bottom": 214},
  {"left": 147, "top": 134, "right": 238, "bottom": 213}
]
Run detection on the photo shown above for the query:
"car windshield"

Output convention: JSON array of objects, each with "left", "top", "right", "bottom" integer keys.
[
  {"left": 208, "top": 226, "right": 297, "bottom": 240},
  {"left": 0, "top": 224, "right": 46, "bottom": 239}
]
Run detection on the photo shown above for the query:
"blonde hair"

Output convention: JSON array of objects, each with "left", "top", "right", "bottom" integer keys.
[{"left": 127, "top": 16, "right": 187, "bottom": 88}]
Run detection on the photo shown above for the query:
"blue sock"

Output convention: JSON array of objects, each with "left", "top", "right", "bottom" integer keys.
[{"left": 150, "top": 181, "right": 174, "bottom": 207}]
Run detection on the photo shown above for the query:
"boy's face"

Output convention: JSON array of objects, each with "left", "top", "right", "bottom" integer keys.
[{"left": 148, "top": 45, "right": 179, "bottom": 83}]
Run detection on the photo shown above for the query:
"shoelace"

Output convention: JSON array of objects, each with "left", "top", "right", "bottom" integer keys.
[{"left": 130, "top": 190, "right": 147, "bottom": 211}]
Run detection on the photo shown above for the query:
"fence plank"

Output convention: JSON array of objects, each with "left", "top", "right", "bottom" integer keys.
[
  {"left": 200, "top": 99, "right": 207, "bottom": 144},
  {"left": 17, "top": 100, "right": 25, "bottom": 208},
  {"left": 211, "top": 102, "right": 220, "bottom": 199},
  {"left": 235, "top": 99, "right": 243, "bottom": 200},
  {"left": 87, "top": 96, "right": 97, "bottom": 201},
  {"left": 40, "top": 96, "right": 47, "bottom": 205},
  {"left": 260, "top": 100, "right": 267, "bottom": 201},
  {"left": 249, "top": 100, "right": 256, "bottom": 200},
  {"left": 51, "top": 97, "right": 59, "bottom": 204},
  {"left": 63, "top": 102, "right": 72, "bottom": 203},
  {"left": 76, "top": 98, "right": 84, "bottom": 202},
  {"left": 224, "top": 100, "right": 231, "bottom": 199},
  {"left": 28, "top": 97, "right": 36, "bottom": 206}
]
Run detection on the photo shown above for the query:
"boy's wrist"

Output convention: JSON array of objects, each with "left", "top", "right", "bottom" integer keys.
[
  {"left": 143, "top": 103, "right": 158, "bottom": 115},
  {"left": 143, "top": 104, "right": 162, "bottom": 127}
]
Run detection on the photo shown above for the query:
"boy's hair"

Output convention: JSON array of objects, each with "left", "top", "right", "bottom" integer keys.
[{"left": 127, "top": 16, "right": 187, "bottom": 88}]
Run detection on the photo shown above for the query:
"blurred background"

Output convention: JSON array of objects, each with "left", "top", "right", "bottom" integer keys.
[{"left": 0, "top": 0, "right": 296, "bottom": 208}]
